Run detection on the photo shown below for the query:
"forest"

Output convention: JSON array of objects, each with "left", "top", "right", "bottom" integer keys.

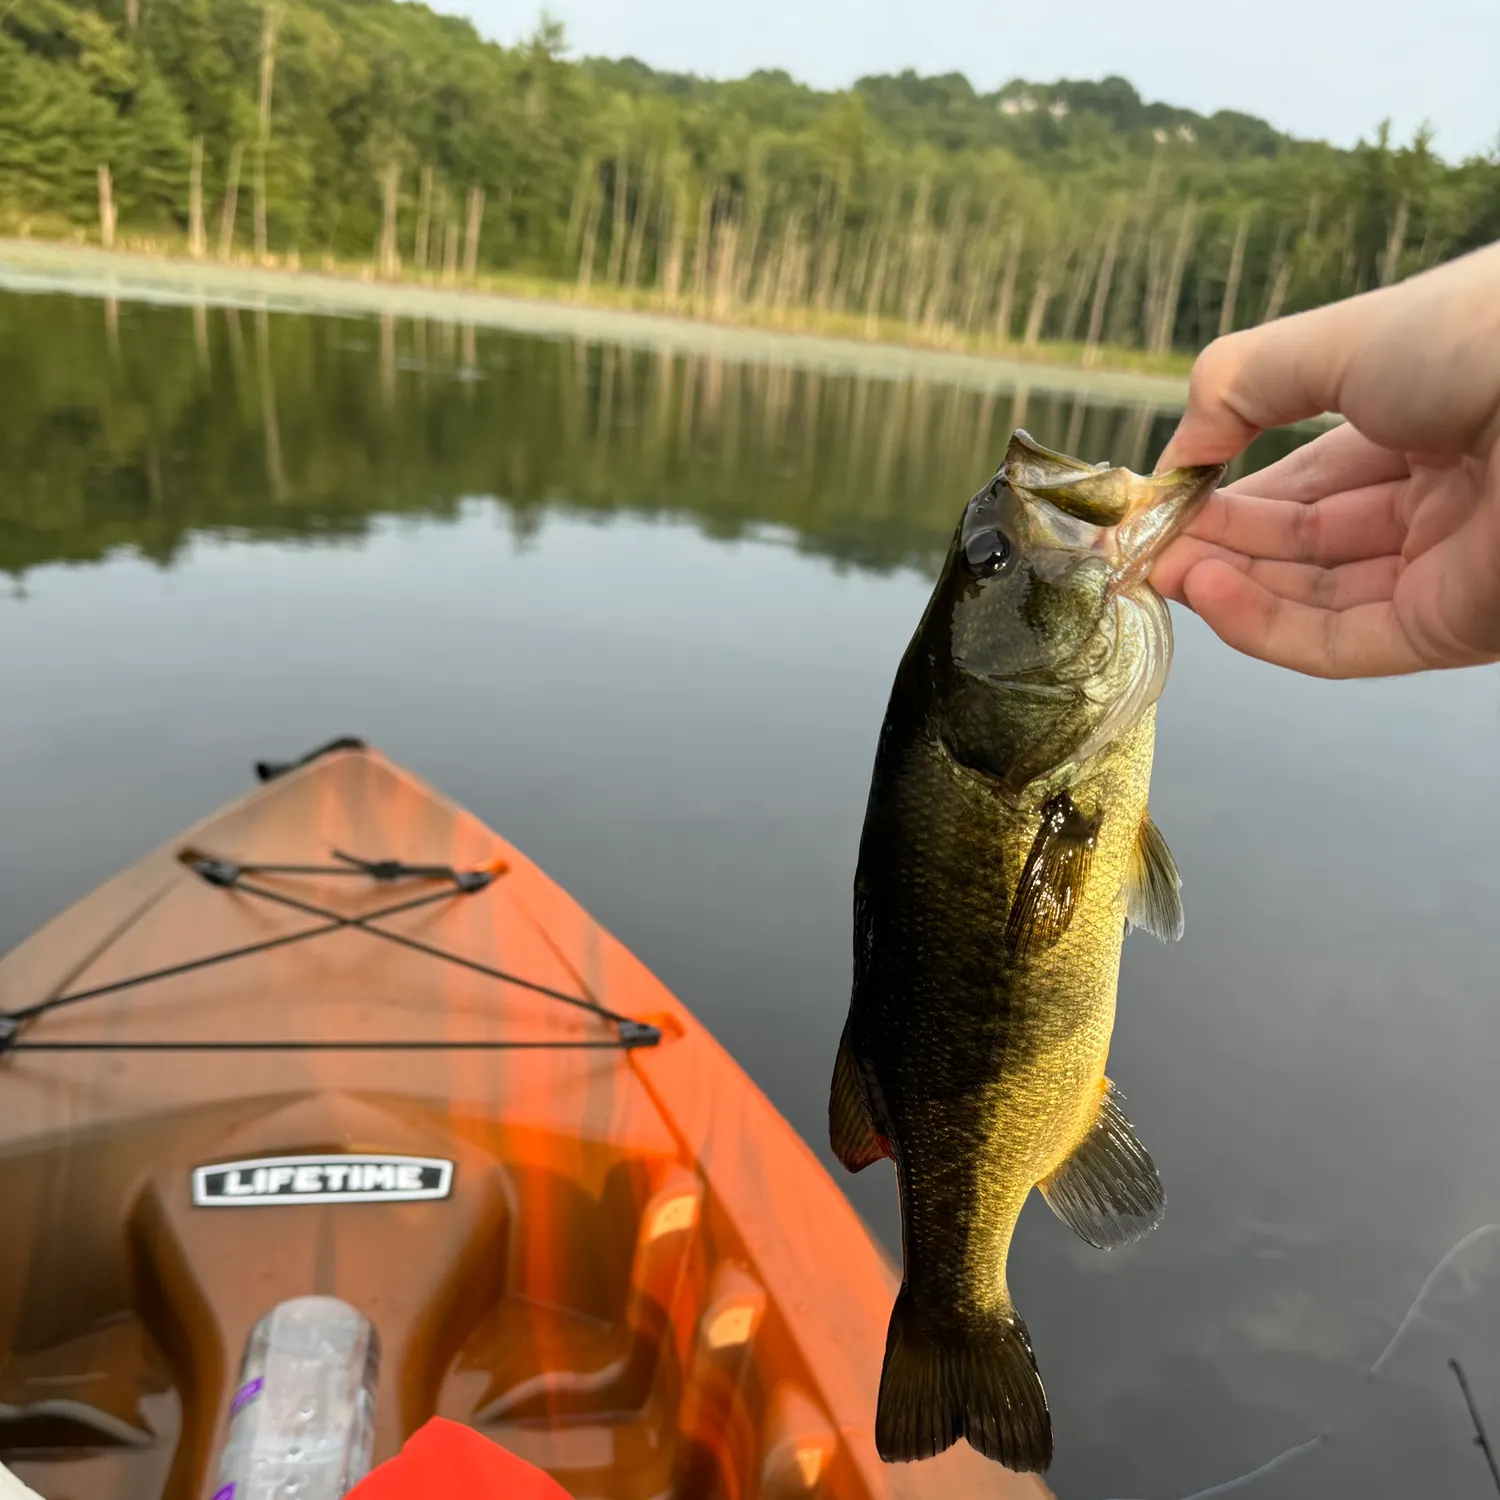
[{"left": 3, "top": 0, "right": 1498, "bottom": 362}]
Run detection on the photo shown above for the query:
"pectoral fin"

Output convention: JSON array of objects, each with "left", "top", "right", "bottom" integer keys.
[
  {"left": 1038, "top": 1080, "right": 1165, "bottom": 1249},
  {"left": 1004, "top": 792, "right": 1099, "bottom": 958},
  {"left": 1126, "top": 813, "right": 1184, "bottom": 942},
  {"left": 829, "top": 1017, "right": 889, "bottom": 1173}
]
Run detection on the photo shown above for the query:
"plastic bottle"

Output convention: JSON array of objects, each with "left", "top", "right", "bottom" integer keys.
[{"left": 213, "top": 1295, "right": 380, "bottom": 1500}]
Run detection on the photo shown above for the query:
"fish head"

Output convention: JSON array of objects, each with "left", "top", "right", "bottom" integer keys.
[{"left": 924, "top": 429, "right": 1224, "bottom": 795}]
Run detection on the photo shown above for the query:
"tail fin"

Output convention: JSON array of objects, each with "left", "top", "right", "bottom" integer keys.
[{"left": 874, "top": 1287, "right": 1052, "bottom": 1473}]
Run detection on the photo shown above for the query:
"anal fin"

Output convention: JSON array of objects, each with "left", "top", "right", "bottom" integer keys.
[
  {"left": 1126, "top": 812, "right": 1184, "bottom": 942},
  {"left": 829, "top": 1017, "right": 889, "bottom": 1173},
  {"left": 1039, "top": 1079, "right": 1165, "bottom": 1250}
]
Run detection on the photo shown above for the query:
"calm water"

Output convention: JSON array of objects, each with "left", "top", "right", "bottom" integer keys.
[{"left": 3, "top": 287, "right": 1500, "bottom": 1500}]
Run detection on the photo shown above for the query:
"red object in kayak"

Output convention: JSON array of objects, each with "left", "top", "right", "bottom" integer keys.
[{"left": 350, "top": 1417, "right": 574, "bottom": 1500}]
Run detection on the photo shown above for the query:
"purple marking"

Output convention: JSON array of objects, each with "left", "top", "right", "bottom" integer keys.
[
  {"left": 213, "top": 1487, "right": 236, "bottom": 1500},
  {"left": 230, "top": 1377, "right": 264, "bottom": 1416}
]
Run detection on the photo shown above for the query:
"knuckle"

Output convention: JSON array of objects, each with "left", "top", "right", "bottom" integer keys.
[{"left": 1290, "top": 502, "right": 1323, "bottom": 563}]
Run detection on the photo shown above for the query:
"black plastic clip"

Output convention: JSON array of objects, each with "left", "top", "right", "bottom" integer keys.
[
  {"left": 616, "top": 1019, "right": 663, "bottom": 1049},
  {"left": 186, "top": 854, "right": 242, "bottom": 888}
]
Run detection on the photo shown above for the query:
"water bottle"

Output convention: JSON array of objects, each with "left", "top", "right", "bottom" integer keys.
[{"left": 214, "top": 1296, "right": 380, "bottom": 1500}]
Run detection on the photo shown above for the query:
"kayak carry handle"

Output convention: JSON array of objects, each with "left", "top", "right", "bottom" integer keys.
[{"left": 255, "top": 736, "right": 368, "bottom": 783}]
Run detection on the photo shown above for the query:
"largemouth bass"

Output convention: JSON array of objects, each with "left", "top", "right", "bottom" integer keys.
[{"left": 830, "top": 430, "right": 1224, "bottom": 1473}]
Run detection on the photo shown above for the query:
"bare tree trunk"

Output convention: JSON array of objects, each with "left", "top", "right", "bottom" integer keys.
[
  {"left": 1022, "top": 245, "right": 1059, "bottom": 347},
  {"left": 900, "top": 178, "right": 933, "bottom": 327},
  {"left": 1141, "top": 231, "right": 1164, "bottom": 348},
  {"left": 660, "top": 187, "right": 687, "bottom": 304},
  {"left": 125, "top": 0, "right": 138, "bottom": 27},
  {"left": 1104, "top": 214, "right": 1146, "bottom": 348},
  {"left": 443, "top": 220, "right": 459, "bottom": 285},
  {"left": 188, "top": 137, "right": 206, "bottom": 257},
  {"left": 378, "top": 162, "right": 400, "bottom": 278},
  {"left": 815, "top": 236, "right": 843, "bottom": 319},
  {"left": 1082, "top": 214, "right": 1123, "bottom": 366},
  {"left": 922, "top": 189, "right": 968, "bottom": 336},
  {"left": 1218, "top": 210, "right": 1250, "bottom": 338},
  {"left": 1260, "top": 227, "right": 1292, "bottom": 323},
  {"left": 956, "top": 209, "right": 998, "bottom": 335},
  {"left": 1263, "top": 251, "right": 1294, "bottom": 323},
  {"left": 814, "top": 176, "right": 847, "bottom": 311},
  {"left": 862, "top": 198, "right": 899, "bottom": 337},
  {"left": 623, "top": 155, "right": 655, "bottom": 291},
  {"left": 735, "top": 185, "right": 770, "bottom": 306},
  {"left": 1337, "top": 208, "right": 1357, "bottom": 294},
  {"left": 564, "top": 157, "right": 596, "bottom": 262},
  {"left": 253, "top": 134, "right": 269, "bottom": 260},
  {"left": 712, "top": 215, "right": 739, "bottom": 319},
  {"left": 1151, "top": 202, "right": 1197, "bottom": 354},
  {"left": 842, "top": 218, "right": 874, "bottom": 315},
  {"left": 750, "top": 219, "right": 780, "bottom": 311},
  {"left": 773, "top": 210, "right": 804, "bottom": 317},
  {"left": 1417, "top": 225, "right": 1446, "bottom": 271},
  {"left": 1380, "top": 195, "right": 1409, "bottom": 285},
  {"left": 97, "top": 164, "right": 116, "bottom": 248},
  {"left": 576, "top": 188, "right": 601, "bottom": 292},
  {"left": 788, "top": 237, "right": 813, "bottom": 322},
  {"left": 217, "top": 142, "right": 243, "bottom": 259},
  {"left": 605, "top": 155, "right": 629, "bottom": 286},
  {"left": 254, "top": 2, "right": 282, "bottom": 263},
  {"left": 690, "top": 187, "right": 714, "bottom": 313},
  {"left": 1059, "top": 231, "right": 1099, "bottom": 343},
  {"left": 994, "top": 222, "right": 1023, "bottom": 341},
  {"left": 414, "top": 165, "right": 432, "bottom": 274},
  {"left": 463, "top": 185, "right": 483, "bottom": 278}
]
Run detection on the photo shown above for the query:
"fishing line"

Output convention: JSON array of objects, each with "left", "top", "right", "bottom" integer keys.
[
  {"left": 1368, "top": 1221, "right": 1500, "bottom": 1376},
  {"left": 1104, "top": 1432, "right": 1330, "bottom": 1500},
  {"left": 1105, "top": 1221, "right": 1500, "bottom": 1500}
]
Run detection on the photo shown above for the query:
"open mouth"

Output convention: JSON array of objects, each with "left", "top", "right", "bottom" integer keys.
[{"left": 1110, "top": 463, "right": 1225, "bottom": 590}]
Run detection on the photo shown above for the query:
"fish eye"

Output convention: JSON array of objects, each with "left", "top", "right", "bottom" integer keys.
[{"left": 963, "top": 526, "right": 1017, "bottom": 579}]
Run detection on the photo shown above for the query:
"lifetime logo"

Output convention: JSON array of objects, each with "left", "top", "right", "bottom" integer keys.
[{"left": 191, "top": 1154, "right": 454, "bottom": 1207}]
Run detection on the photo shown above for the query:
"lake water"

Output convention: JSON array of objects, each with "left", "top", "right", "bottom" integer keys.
[{"left": 3, "top": 283, "right": 1500, "bottom": 1500}]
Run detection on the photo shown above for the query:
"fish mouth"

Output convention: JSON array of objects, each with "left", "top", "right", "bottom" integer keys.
[{"left": 1109, "top": 461, "right": 1225, "bottom": 591}]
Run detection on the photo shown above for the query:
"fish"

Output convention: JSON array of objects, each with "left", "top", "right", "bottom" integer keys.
[{"left": 829, "top": 429, "right": 1225, "bottom": 1473}]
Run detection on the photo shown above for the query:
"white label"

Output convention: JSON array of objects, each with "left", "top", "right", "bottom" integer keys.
[{"left": 192, "top": 1154, "right": 453, "bottom": 1207}]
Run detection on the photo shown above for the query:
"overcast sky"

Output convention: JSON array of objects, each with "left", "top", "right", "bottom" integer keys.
[{"left": 442, "top": 0, "right": 1498, "bottom": 162}]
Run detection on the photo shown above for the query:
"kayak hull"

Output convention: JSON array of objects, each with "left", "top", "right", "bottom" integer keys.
[{"left": 0, "top": 744, "right": 1048, "bottom": 1499}]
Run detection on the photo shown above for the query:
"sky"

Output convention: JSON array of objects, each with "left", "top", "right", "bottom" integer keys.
[{"left": 443, "top": 0, "right": 1499, "bottom": 162}]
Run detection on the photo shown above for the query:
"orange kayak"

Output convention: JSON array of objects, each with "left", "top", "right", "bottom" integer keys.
[{"left": 0, "top": 741, "right": 1048, "bottom": 1500}]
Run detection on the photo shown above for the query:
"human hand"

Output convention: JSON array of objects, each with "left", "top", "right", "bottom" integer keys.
[{"left": 1150, "top": 239, "right": 1500, "bottom": 678}]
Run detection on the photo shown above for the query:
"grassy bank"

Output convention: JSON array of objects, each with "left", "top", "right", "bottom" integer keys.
[{"left": 0, "top": 224, "right": 1198, "bottom": 398}]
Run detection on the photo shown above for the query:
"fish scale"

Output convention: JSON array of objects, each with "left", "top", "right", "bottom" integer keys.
[{"left": 831, "top": 430, "right": 1224, "bottom": 1475}]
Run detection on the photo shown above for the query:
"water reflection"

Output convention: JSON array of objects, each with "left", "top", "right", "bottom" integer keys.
[
  {"left": 0, "top": 290, "right": 1298, "bottom": 582},
  {"left": 4, "top": 287, "right": 1499, "bottom": 1500}
]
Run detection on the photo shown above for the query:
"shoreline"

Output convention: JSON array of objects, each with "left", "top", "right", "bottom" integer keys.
[{"left": 0, "top": 237, "right": 1196, "bottom": 408}]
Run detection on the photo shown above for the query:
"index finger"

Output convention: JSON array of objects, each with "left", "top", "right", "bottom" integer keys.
[
  {"left": 1155, "top": 298, "right": 1362, "bottom": 471},
  {"left": 1156, "top": 241, "right": 1500, "bottom": 472}
]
